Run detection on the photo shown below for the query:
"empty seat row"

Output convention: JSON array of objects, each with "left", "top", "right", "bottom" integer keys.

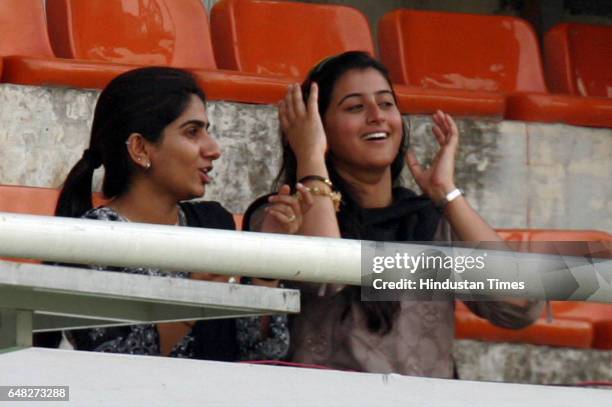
[
  {"left": 210, "top": 0, "right": 504, "bottom": 117},
  {"left": 1, "top": 184, "right": 611, "bottom": 349},
  {"left": 377, "top": 10, "right": 612, "bottom": 128},
  {"left": 456, "top": 300, "right": 612, "bottom": 350},
  {"left": 0, "top": 0, "right": 291, "bottom": 104},
  {"left": 0, "top": 0, "right": 610, "bottom": 127}
]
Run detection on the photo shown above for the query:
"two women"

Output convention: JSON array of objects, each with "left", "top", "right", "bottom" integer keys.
[{"left": 57, "top": 54, "right": 540, "bottom": 376}]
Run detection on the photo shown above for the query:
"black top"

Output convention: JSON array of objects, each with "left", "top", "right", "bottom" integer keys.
[
  {"left": 243, "top": 187, "right": 442, "bottom": 242},
  {"left": 66, "top": 202, "right": 240, "bottom": 360}
]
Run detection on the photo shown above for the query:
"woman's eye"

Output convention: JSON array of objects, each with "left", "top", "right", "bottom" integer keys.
[
  {"left": 185, "top": 127, "right": 199, "bottom": 138},
  {"left": 346, "top": 104, "right": 363, "bottom": 112},
  {"left": 379, "top": 101, "right": 395, "bottom": 109}
]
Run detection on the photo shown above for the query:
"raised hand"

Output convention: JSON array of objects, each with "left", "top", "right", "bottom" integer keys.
[
  {"left": 278, "top": 83, "right": 327, "bottom": 161},
  {"left": 405, "top": 110, "right": 459, "bottom": 203},
  {"left": 261, "top": 183, "right": 314, "bottom": 235}
]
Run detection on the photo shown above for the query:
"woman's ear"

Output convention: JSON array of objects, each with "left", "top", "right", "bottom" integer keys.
[{"left": 125, "top": 133, "right": 151, "bottom": 170}]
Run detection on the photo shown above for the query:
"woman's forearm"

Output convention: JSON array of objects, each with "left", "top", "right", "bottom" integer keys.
[
  {"left": 442, "top": 195, "right": 502, "bottom": 242},
  {"left": 296, "top": 155, "right": 341, "bottom": 238}
]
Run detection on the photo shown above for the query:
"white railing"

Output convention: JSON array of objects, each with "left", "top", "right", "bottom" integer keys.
[
  {"left": 0, "top": 212, "right": 361, "bottom": 284},
  {"left": 0, "top": 212, "right": 611, "bottom": 302}
]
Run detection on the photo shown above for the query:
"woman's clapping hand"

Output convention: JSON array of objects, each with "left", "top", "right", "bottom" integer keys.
[
  {"left": 261, "top": 183, "right": 314, "bottom": 235},
  {"left": 405, "top": 110, "right": 459, "bottom": 203},
  {"left": 278, "top": 83, "right": 327, "bottom": 161}
]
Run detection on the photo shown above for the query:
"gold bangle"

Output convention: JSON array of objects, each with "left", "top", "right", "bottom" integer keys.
[
  {"left": 305, "top": 185, "right": 342, "bottom": 212},
  {"left": 298, "top": 175, "right": 334, "bottom": 189}
]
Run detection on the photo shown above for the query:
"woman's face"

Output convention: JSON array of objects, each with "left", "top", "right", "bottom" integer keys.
[
  {"left": 147, "top": 94, "right": 220, "bottom": 200},
  {"left": 323, "top": 68, "right": 403, "bottom": 176}
]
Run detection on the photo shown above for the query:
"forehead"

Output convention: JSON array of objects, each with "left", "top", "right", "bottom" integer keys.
[
  {"left": 175, "top": 94, "right": 208, "bottom": 123},
  {"left": 330, "top": 68, "right": 393, "bottom": 101}
]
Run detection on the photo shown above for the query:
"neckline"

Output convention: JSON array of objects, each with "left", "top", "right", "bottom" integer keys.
[{"left": 98, "top": 205, "right": 186, "bottom": 226}]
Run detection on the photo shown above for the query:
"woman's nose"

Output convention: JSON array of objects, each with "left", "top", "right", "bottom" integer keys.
[
  {"left": 202, "top": 133, "right": 221, "bottom": 160},
  {"left": 367, "top": 104, "right": 385, "bottom": 124}
]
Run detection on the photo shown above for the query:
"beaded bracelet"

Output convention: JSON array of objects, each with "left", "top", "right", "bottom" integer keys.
[{"left": 298, "top": 175, "right": 342, "bottom": 212}]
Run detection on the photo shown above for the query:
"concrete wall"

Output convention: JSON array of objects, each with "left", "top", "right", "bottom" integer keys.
[
  {"left": 1, "top": 83, "right": 610, "bottom": 233},
  {"left": 455, "top": 339, "right": 612, "bottom": 383}
]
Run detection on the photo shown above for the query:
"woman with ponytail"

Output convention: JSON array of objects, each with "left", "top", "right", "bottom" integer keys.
[
  {"left": 56, "top": 67, "right": 310, "bottom": 360},
  {"left": 244, "top": 51, "right": 543, "bottom": 377}
]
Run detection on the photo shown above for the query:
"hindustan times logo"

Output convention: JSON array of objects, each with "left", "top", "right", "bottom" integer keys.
[{"left": 372, "top": 252, "right": 487, "bottom": 274}]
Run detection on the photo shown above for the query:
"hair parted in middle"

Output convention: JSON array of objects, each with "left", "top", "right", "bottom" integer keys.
[
  {"left": 56, "top": 66, "right": 206, "bottom": 218},
  {"left": 274, "top": 51, "right": 410, "bottom": 334}
]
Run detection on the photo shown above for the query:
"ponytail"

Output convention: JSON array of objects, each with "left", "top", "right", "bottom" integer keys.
[
  {"left": 55, "top": 149, "right": 102, "bottom": 218},
  {"left": 55, "top": 66, "right": 206, "bottom": 218}
]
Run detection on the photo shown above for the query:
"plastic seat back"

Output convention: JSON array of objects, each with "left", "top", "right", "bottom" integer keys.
[
  {"left": 545, "top": 23, "right": 612, "bottom": 97},
  {"left": 47, "top": 0, "right": 216, "bottom": 69},
  {"left": 0, "top": 185, "right": 107, "bottom": 216},
  {"left": 0, "top": 0, "right": 54, "bottom": 57},
  {"left": 497, "top": 228, "right": 612, "bottom": 258},
  {"left": 210, "top": 0, "right": 374, "bottom": 78},
  {"left": 0, "top": 185, "right": 60, "bottom": 216},
  {"left": 378, "top": 10, "right": 547, "bottom": 93}
]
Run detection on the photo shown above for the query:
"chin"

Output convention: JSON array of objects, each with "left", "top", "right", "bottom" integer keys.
[
  {"left": 365, "top": 156, "right": 397, "bottom": 169},
  {"left": 183, "top": 188, "right": 205, "bottom": 201}
]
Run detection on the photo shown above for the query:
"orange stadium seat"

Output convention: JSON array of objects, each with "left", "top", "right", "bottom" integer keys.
[
  {"left": 456, "top": 228, "right": 612, "bottom": 349},
  {"left": 544, "top": 23, "right": 612, "bottom": 98},
  {"left": 47, "top": 0, "right": 216, "bottom": 69},
  {"left": 497, "top": 229, "right": 612, "bottom": 258},
  {"left": 378, "top": 10, "right": 612, "bottom": 127},
  {"left": 210, "top": 0, "right": 375, "bottom": 79},
  {"left": 455, "top": 302, "right": 594, "bottom": 348},
  {"left": 0, "top": 0, "right": 144, "bottom": 89},
  {"left": 0, "top": 184, "right": 106, "bottom": 216},
  {"left": 0, "top": 0, "right": 289, "bottom": 104}
]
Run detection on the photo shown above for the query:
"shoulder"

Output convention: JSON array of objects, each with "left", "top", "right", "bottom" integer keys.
[
  {"left": 81, "top": 206, "right": 126, "bottom": 222},
  {"left": 180, "top": 201, "right": 235, "bottom": 230},
  {"left": 242, "top": 193, "right": 276, "bottom": 231}
]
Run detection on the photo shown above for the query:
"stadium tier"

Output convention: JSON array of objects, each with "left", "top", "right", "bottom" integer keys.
[{"left": 0, "top": 0, "right": 608, "bottom": 122}]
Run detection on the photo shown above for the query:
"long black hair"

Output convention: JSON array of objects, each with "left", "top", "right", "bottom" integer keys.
[
  {"left": 55, "top": 67, "right": 206, "bottom": 218},
  {"left": 276, "top": 51, "right": 408, "bottom": 334}
]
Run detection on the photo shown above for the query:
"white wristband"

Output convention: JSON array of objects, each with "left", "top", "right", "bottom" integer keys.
[
  {"left": 445, "top": 188, "right": 463, "bottom": 203},
  {"left": 435, "top": 188, "right": 463, "bottom": 212}
]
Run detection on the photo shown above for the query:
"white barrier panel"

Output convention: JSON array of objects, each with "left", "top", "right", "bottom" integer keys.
[
  {"left": 0, "top": 212, "right": 611, "bottom": 302},
  {"left": 0, "top": 212, "right": 362, "bottom": 285},
  {"left": 1, "top": 348, "right": 611, "bottom": 406}
]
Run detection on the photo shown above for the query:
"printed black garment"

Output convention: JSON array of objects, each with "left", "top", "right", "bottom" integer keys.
[{"left": 65, "top": 202, "right": 289, "bottom": 360}]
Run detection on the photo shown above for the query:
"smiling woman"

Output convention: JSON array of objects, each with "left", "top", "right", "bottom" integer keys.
[
  {"left": 48, "top": 67, "right": 294, "bottom": 361},
  {"left": 245, "top": 51, "right": 543, "bottom": 377}
]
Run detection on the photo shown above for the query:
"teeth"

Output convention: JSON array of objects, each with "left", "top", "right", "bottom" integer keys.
[{"left": 363, "top": 132, "right": 388, "bottom": 140}]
